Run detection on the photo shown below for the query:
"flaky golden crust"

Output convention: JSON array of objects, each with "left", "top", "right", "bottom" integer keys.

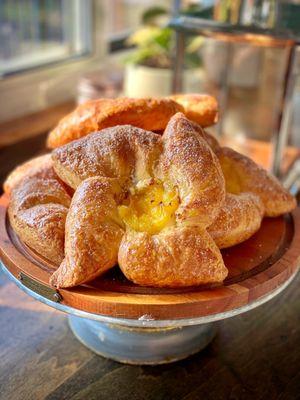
[
  {"left": 52, "top": 125, "right": 162, "bottom": 189},
  {"left": 50, "top": 177, "right": 124, "bottom": 287},
  {"left": 7, "top": 95, "right": 296, "bottom": 288},
  {"left": 188, "top": 125, "right": 295, "bottom": 246},
  {"left": 169, "top": 94, "right": 218, "bottom": 127},
  {"left": 190, "top": 123, "right": 220, "bottom": 152},
  {"left": 119, "top": 227, "right": 227, "bottom": 287},
  {"left": 208, "top": 193, "right": 264, "bottom": 248},
  {"left": 50, "top": 113, "right": 228, "bottom": 288},
  {"left": 216, "top": 147, "right": 296, "bottom": 217},
  {"left": 8, "top": 168, "right": 71, "bottom": 265},
  {"left": 158, "top": 113, "right": 225, "bottom": 227},
  {"left": 3, "top": 154, "right": 54, "bottom": 194},
  {"left": 47, "top": 98, "right": 183, "bottom": 149}
]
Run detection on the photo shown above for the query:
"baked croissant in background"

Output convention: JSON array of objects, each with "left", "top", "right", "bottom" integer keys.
[
  {"left": 46, "top": 94, "right": 218, "bottom": 148},
  {"left": 4, "top": 94, "right": 296, "bottom": 289}
]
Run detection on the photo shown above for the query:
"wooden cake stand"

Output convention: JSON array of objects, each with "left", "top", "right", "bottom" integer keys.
[{"left": 1, "top": 193, "right": 300, "bottom": 364}]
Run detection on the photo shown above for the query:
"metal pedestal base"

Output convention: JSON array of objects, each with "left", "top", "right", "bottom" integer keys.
[{"left": 68, "top": 315, "right": 217, "bottom": 365}]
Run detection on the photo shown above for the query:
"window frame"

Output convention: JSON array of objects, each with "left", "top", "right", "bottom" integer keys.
[{"left": 0, "top": 0, "right": 106, "bottom": 123}]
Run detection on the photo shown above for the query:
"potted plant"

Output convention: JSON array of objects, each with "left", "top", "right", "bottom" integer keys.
[{"left": 123, "top": 7, "right": 204, "bottom": 97}]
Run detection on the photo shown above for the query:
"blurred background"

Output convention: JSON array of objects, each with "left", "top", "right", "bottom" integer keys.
[{"left": 0, "top": 0, "right": 300, "bottom": 186}]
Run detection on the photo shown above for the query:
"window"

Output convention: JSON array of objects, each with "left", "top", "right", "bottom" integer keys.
[{"left": 0, "top": 0, "right": 92, "bottom": 77}]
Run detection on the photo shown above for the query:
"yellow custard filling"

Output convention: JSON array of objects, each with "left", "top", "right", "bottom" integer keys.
[
  {"left": 219, "top": 158, "right": 242, "bottom": 194},
  {"left": 118, "top": 180, "right": 179, "bottom": 234}
]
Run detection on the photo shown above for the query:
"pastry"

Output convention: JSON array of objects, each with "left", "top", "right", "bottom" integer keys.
[
  {"left": 47, "top": 94, "right": 219, "bottom": 149},
  {"left": 5, "top": 95, "right": 296, "bottom": 288},
  {"left": 7, "top": 160, "right": 71, "bottom": 265},
  {"left": 190, "top": 123, "right": 295, "bottom": 246},
  {"left": 4, "top": 154, "right": 54, "bottom": 194},
  {"left": 50, "top": 113, "right": 228, "bottom": 287},
  {"left": 51, "top": 124, "right": 162, "bottom": 190},
  {"left": 47, "top": 98, "right": 183, "bottom": 148},
  {"left": 50, "top": 177, "right": 124, "bottom": 286},
  {"left": 216, "top": 146, "right": 296, "bottom": 217},
  {"left": 169, "top": 93, "right": 218, "bottom": 127},
  {"left": 208, "top": 193, "right": 264, "bottom": 248}
]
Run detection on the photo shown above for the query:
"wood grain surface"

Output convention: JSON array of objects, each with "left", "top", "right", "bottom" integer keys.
[{"left": 1, "top": 266, "right": 300, "bottom": 400}]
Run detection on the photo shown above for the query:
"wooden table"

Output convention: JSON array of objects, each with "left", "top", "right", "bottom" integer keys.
[
  {"left": 1, "top": 267, "right": 300, "bottom": 400},
  {"left": 0, "top": 133, "right": 300, "bottom": 400}
]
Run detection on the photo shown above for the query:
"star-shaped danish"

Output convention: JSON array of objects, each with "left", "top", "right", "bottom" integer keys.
[{"left": 50, "top": 113, "right": 228, "bottom": 287}]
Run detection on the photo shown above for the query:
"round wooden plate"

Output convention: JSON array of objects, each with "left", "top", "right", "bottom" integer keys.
[{"left": 1, "top": 193, "right": 300, "bottom": 321}]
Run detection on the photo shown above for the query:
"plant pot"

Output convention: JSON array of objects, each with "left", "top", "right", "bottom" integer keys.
[{"left": 124, "top": 64, "right": 204, "bottom": 97}]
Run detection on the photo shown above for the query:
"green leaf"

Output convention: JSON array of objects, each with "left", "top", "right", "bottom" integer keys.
[
  {"left": 142, "top": 6, "right": 168, "bottom": 25},
  {"left": 153, "top": 28, "right": 172, "bottom": 50}
]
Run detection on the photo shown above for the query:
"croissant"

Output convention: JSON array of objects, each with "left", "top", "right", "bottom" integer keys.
[
  {"left": 47, "top": 98, "right": 183, "bottom": 149},
  {"left": 208, "top": 193, "right": 264, "bottom": 248},
  {"left": 5, "top": 96, "right": 296, "bottom": 288},
  {"left": 169, "top": 94, "right": 218, "bottom": 127},
  {"left": 47, "top": 95, "right": 219, "bottom": 149},
  {"left": 4, "top": 154, "right": 54, "bottom": 194},
  {"left": 7, "top": 156, "right": 71, "bottom": 264},
  {"left": 50, "top": 113, "right": 228, "bottom": 287},
  {"left": 216, "top": 146, "right": 296, "bottom": 217},
  {"left": 199, "top": 129, "right": 296, "bottom": 247}
]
